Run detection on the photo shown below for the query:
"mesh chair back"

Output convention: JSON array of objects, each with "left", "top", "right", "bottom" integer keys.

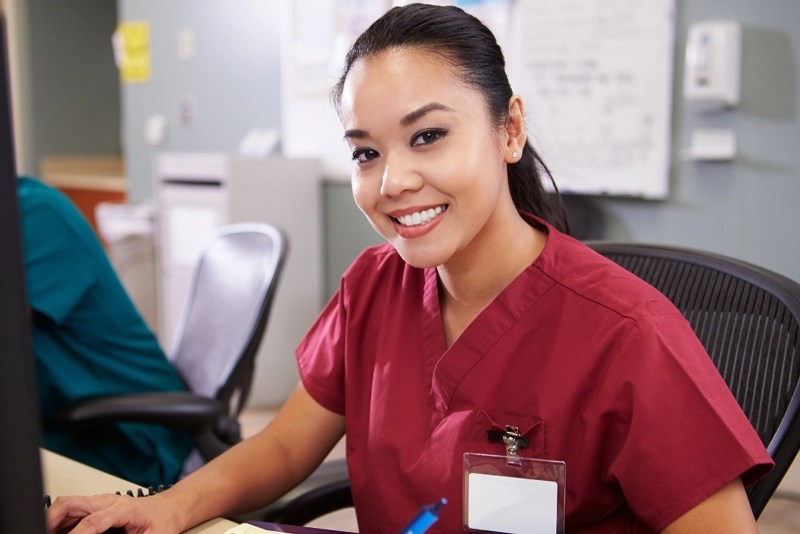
[
  {"left": 587, "top": 242, "right": 800, "bottom": 517},
  {"left": 171, "top": 223, "right": 287, "bottom": 417}
]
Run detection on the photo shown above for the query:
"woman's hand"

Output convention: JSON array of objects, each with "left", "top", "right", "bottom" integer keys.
[
  {"left": 47, "top": 492, "right": 182, "bottom": 534},
  {"left": 46, "top": 383, "right": 345, "bottom": 533}
]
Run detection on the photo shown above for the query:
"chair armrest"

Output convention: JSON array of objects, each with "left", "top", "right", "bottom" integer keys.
[
  {"left": 245, "top": 458, "right": 351, "bottom": 525},
  {"left": 61, "top": 391, "right": 225, "bottom": 431},
  {"left": 276, "top": 477, "right": 353, "bottom": 525}
]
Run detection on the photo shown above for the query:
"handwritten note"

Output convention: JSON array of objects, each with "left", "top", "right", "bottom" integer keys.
[{"left": 509, "top": 0, "right": 675, "bottom": 198}]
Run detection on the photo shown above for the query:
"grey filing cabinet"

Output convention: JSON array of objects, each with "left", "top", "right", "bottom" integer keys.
[{"left": 154, "top": 152, "right": 323, "bottom": 407}]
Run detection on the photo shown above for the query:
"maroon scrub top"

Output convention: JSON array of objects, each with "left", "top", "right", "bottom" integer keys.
[{"left": 297, "top": 215, "right": 772, "bottom": 533}]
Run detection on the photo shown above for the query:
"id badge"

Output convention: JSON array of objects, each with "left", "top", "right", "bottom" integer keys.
[{"left": 463, "top": 452, "right": 565, "bottom": 534}]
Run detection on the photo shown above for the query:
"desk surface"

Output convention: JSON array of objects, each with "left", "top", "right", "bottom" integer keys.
[{"left": 42, "top": 449, "right": 259, "bottom": 534}]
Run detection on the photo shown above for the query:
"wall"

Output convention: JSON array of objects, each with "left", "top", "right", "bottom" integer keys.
[
  {"left": 117, "top": 0, "right": 282, "bottom": 202},
  {"left": 8, "top": 0, "right": 120, "bottom": 175},
  {"left": 322, "top": 181, "right": 382, "bottom": 298},
  {"left": 318, "top": 0, "right": 800, "bottom": 288},
  {"left": 594, "top": 0, "right": 800, "bottom": 284},
  {"left": 114, "top": 0, "right": 800, "bottom": 288}
]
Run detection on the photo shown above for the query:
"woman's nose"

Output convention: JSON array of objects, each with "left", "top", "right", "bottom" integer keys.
[{"left": 379, "top": 157, "right": 422, "bottom": 197}]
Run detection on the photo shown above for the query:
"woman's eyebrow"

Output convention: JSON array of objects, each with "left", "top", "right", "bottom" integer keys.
[
  {"left": 400, "top": 102, "right": 455, "bottom": 127},
  {"left": 343, "top": 102, "right": 455, "bottom": 140},
  {"left": 343, "top": 128, "right": 368, "bottom": 141}
]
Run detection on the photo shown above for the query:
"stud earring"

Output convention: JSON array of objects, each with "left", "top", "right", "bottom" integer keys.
[{"left": 512, "top": 151, "right": 519, "bottom": 159}]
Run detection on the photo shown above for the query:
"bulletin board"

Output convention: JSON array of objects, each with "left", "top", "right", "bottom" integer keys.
[
  {"left": 508, "top": 0, "right": 676, "bottom": 198},
  {"left": 281, "top": 0, "right": 677, "bottom": 197}
]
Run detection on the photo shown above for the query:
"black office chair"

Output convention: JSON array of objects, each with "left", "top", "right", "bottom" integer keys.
[
  {"left": 60, "top": 223, "right": 288, "bottom": 470},
  {"left": 247, "top": 457, "right": 351, "bottom": 524},
  {"left": 586, "top": 242, "right": 800, "bottom": 518},
  {"left": 275, "top": 241, "right": 800, "bottom": 525}
]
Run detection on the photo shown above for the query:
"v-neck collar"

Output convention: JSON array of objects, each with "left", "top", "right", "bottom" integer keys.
[{"left": 421, "top": 221, "right": 557, "bottom": 422}]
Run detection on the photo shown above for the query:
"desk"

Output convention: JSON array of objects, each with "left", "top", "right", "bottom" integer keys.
[
  {"left": 42, "top": 449, "right": 235, "bottom": 533},
  {"left": 41, "top": 449, "right": 342, "bottom": 534}
]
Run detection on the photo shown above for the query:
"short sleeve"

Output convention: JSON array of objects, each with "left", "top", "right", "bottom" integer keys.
[
  {"left": 600, "top": 311, "right": 773, "bottom": 530},
  {"left": 19, "top": 197, "right": 95, "bottom": 324},
  {"left": 296, "top": 286, "right": 348, "bottom": 415}
]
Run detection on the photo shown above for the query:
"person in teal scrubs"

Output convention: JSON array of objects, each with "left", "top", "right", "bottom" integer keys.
[{"left": 17, "top": 176, "right": 192, "bottom": 487}]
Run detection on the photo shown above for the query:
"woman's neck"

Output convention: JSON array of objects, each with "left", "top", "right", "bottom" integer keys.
[{"left": 437, "top": 212, "right": 546, "bottom": 347}]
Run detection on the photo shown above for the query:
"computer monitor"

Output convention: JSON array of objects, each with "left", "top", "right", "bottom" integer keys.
[{"left": 0, "top": 14, "right": 47, "bottom": 533}]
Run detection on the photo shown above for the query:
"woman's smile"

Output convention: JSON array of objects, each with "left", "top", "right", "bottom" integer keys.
[
  {"left": 390, "top": 204, "right": 448, "bottom": 238},
  {"left": 392, "top": 205, "right": 447, "bottom": 227}
]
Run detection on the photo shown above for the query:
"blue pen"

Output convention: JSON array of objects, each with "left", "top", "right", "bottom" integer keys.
[{"left": 399, "top": 497, "right": 448, "bottom": 534}]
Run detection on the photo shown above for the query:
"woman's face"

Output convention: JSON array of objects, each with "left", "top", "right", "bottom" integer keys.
[{"left": 339, "top": 47, "right": 514, "bottom": 269}]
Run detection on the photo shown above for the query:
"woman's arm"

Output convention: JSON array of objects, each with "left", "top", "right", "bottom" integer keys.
[
  {"left": 47, "top": 383, "right": 345, "bottom": 533},
  {"left": 661, "top": 477, "right": 759, "bottom": 534}
]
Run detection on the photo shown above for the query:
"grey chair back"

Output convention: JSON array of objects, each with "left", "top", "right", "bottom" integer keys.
[
  {"left": 171, "top": 223, "right": 288, "bottom": 419},
  {"left": 587, "top": 241, "right": 800, "bottom": 518}
]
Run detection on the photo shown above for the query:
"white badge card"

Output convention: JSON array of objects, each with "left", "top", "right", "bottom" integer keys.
[{"left": 463, "top": 453, "right": 565, "bottom": 534}]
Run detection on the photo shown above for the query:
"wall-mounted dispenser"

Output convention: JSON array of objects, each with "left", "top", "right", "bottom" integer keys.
[{"left": 684, "top": 20, "right": 742, "bottom": 112}]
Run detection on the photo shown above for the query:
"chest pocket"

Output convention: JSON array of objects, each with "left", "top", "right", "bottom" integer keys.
[{"left": 471, "top": 409, "right": 546, "bottom": 458}]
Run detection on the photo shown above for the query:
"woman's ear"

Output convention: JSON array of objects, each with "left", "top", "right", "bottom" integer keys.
[{"left": 504, "top": 95, "right": 527, "bottom": 163}]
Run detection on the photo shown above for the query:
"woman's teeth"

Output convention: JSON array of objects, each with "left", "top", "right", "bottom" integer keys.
[{"left": 396, "top": 206, "right": 446, "bottom": 227}]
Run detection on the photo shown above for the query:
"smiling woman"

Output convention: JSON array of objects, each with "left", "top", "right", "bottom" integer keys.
[
  {"left": 48, "top": 4, "right": 771, "bottom": 534},
  {"left": 339, "top": 47, "right": 544, "bottom": 275}
]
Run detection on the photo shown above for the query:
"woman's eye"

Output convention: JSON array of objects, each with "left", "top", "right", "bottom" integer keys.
[
  {"left": 352, "top": 148, "right": 379, "bottom": 163},
  {"left": 411, "top": 129, "right": 447, "bottom": 147}
]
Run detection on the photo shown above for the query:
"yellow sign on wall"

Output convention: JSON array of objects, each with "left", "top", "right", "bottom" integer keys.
[{"left": 113, "top": 22, "right": 150, "bottom": 83}]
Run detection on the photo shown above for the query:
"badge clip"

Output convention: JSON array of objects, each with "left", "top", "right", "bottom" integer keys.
[{"left": 487, "top": 425, "right": 529, "bottom": 464}]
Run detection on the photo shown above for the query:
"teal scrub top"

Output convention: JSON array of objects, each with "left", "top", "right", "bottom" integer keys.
[{"left": 17, "top": 176, "right": 192, "bottom": 486}]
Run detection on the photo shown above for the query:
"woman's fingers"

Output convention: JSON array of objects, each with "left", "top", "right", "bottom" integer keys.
[{"left": 47, "top": 493, "right": 157, "bottom": 534}]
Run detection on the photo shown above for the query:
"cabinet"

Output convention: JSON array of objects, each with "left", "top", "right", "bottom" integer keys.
[
  {"left": 155, "top": 152, "right": 323, "bottom": 406},
  {"left": 40, "top": 156, "right": 126, "bottom": 240}
]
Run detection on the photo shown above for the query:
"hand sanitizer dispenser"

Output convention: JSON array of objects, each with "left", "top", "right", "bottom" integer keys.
[{"left": 684, "top": 20, "right": 742, "bottom": 112}]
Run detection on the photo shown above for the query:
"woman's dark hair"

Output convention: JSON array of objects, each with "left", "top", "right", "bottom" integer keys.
[{"left": 332, "top": 2, "right": 570, "bottom": 234}]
